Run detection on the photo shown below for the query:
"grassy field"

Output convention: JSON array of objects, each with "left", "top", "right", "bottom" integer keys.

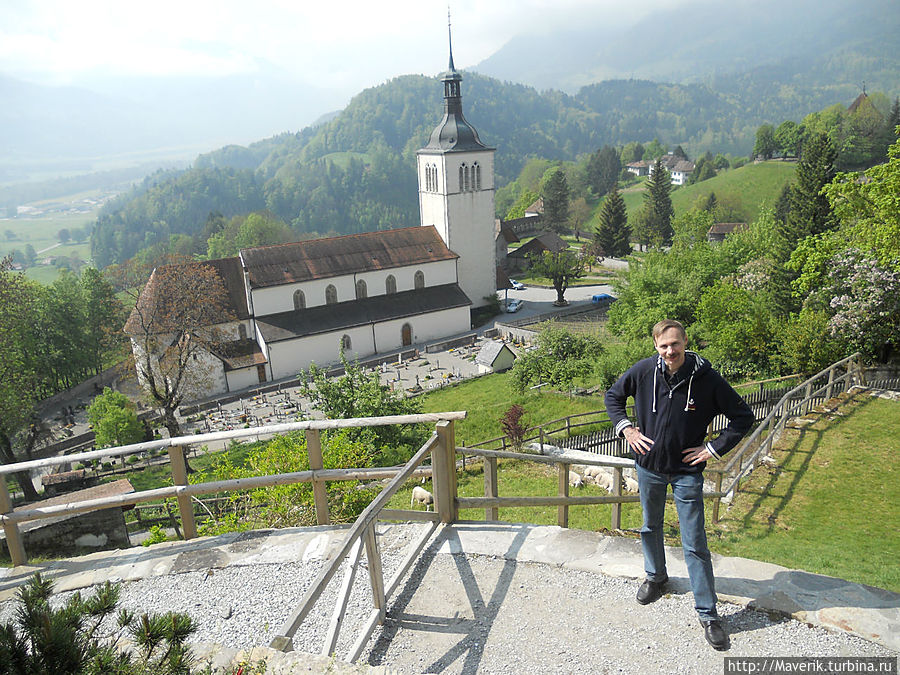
[
  {"left": 710, "top": 391, "right": 899, "bottom": 591},
  {"left": 621, "top": 161, "right": 796, "bottom": 224}
]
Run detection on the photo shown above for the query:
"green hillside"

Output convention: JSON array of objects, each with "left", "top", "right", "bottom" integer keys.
[{"left": 620, "top": 161, "right": 796, "bottom": 224}]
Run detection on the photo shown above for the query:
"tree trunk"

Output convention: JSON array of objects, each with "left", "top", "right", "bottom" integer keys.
[
  {"left": 0, "top": 433, "right": 40, "bottom": 502},
  {"left": 162, "top": 407, "right": 194, "bottom": 473}
]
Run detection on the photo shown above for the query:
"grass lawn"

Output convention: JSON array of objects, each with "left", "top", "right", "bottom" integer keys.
[
  {"left": 710, "top": 391, "right": 899, "bottom": 591},
  {"left": 621, "top": 161, "right": 795, "bottom": 225},
  {"left": 420, "top": 371, "right": 606, "bottom": 446}
]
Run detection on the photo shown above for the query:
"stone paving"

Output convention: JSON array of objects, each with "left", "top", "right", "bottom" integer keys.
[{"left": 1, "top": 523, "right": 897, "bottom": 673}]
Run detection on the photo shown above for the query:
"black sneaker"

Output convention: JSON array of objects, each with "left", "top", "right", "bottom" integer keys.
[
  {"left": 701, "top": 619, "right": 729, "bottom": 650},
  {"left": 636, "top": 576, "right": 668, "bottom": 605}
]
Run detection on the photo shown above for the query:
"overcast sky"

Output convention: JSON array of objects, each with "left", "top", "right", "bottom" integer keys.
[{"left": 1, "top": 0, "right": 690, "bottom": 93}]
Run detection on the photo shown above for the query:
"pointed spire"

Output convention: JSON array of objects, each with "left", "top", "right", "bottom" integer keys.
[{"left": 447, "top": 7, "right": 456, "bottom": 72}]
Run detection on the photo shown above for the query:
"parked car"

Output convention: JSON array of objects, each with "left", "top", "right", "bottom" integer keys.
[
  {"left": 506, "top": 299, "right": 524, "bottom": 313},
  {"left": 591, "top": 293, "right": 616, "bottom": 306},
  {"left": 510, "top": 279, "right": 525, "bottom": 290}
]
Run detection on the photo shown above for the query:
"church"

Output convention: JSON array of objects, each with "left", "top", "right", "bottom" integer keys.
[{"left": 126, "top": 44, "right": 499, "bottom": 399}]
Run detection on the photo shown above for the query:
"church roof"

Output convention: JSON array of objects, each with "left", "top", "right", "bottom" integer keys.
[
  {"left": 124, "top": 257, "right": 249, "bottom": 334},
  {"left": 256, "top": 283, "right": 471, "bottom": 343},
  {"left": 241, "top": 226, "right": 457, "bottom": 289}
]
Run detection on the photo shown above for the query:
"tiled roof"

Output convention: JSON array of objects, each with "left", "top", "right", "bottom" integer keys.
[
  {"left": 256, "top": 283, "right": 471, "bottom": 343},
  {"left": 508, "top": 232, "right": 569, "bottom": 259},
  {"left": 241, "top": 226, "right": 457, "bottom": 288},
  {"left": 708, "top": 222, "right": 748, "bottom": 235},
  {"left": 475, "top": 341, "right": 512, "bottom": 366},
  {"left": 213, "top": 338, "right": 268, "bottom": 371}
]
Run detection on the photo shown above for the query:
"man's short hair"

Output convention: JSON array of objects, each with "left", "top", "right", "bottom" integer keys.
[{"left": 652, "top": 319, "right": 687, "bottom": 343}]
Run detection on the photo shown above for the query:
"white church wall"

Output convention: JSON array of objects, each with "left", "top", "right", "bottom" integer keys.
[
  {"left": 267, "top": 325, "right": 376, "bottom": 380},
  {"left": 373, "top": 306, "right": 469, "bottom": 352},
  {"left": 226, "top": 367, "right": 261, "bottom": 392}
]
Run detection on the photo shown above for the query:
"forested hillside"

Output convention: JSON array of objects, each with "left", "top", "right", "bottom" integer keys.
[{"left": 91, "top": 68, "right": 897, "bottom": 267}]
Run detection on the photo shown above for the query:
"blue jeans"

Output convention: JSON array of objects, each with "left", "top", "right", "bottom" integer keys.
[{"left": 636, "top": 463, "right": 718, "bottom": 621}]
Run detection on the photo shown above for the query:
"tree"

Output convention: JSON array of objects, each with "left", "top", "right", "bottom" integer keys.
[
  {"left": 673, "top": 145, "right": 688, "bottom": 160},
  {"left": 642, "top": 138, "right": 667, "bottom": 161},
  {"left": 300, "top": 351, "right": 424, "bottom": 456},
  {"left": 0, "top": 572, "right": 200, "bottom": 674},
  {"left": 753, "top": 124, "right": 777, "bottom": 160},
  {"left": 527, "top": 248, "right": 586, "bottom": 306},
  {"left": 622, "top": 142, "right": 645, "bottom": 164},
  {"left": 0, "top": 257, "right": 41, "bottom": 500},
  {"left": 824, "top": 127, "right": 900, "bottom": 270},
  {"left": 206, "top": 211, "right": 293, "bottom": 259},
  {"left": 24, "top": 244, "right": 36, "bottom": 267},
  {"left": 779, "top": 131, "right": 837, "bottom": 256},
  {"left": 510, "top": 323, "right": 603, "bottom": 394},
  {"left": 505, "top": 188, "right": 539, "bottom": 220},
  {"left": 568, "top": 197, "right": 593, "bottom": 235},
  {"left": 594, "top": 184, "right": 631, "bottom": 258},
  {"left": 500, "top": 405, "right": 528, "bottom": 452},
  {"left": 541, "top": 168, "right": 570, "bottom": 233},
  {"left": 586, "top": 145, "right": 621, "bottom": 197},
  {"left": 121, "top": 256, "right": 237, "bottom": 439},
  {"left": 88, "top": 388, "right": 144, "bottom": 448},
  {"left": 642, "top": 159, "right": 674, "bottom": 247},
  {"left": 775, "top": 120, "right": 802, "bottom": 157},
  {"left": 57, "top": 228, "right": 71, "bottom": 244}
]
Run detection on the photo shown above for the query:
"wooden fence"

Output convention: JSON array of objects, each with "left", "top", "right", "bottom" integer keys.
[{"left": 0, "top": 352, "right": 887, "bottom": 662}]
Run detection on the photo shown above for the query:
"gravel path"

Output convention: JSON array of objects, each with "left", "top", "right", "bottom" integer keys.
[{"left": 1, "top": 525, "right": 895, "bottom": 674}]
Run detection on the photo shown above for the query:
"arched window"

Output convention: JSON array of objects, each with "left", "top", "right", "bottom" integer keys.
[
  {"left": 238, "top": 324, "right": 247, "bottom": 340},
  {"left": 473, "top": 162, "right": 481, "bottom": 190},
  {"left": 459, "top": 165, "right": 465, "bottom": 192},
  {"left": 385, "top": 274, "right": 397, "bottom": 295},
  {"left": 414, "top": 270, "right": 425, "bottom": 290},
  {"left": 356, "top": 279, "right": 367, "bottom": 300},
  {"left": 401, "top": 323, "right": 412, "bottom": 347},
  {"left": 341, "top": 334, "right": 352, "bottom": 352},
  {"left": 293, "top": 289, "right": 305, "bottom": 310},
  {"left": 325, "top": 284, "right": 337, "bottom": 305}
]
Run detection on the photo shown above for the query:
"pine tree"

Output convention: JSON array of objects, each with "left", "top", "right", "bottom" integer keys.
[
  {"left": 541, "top": 168, "right": 570, "bottom": 233},
  {"left": 595, "top": 184, "right": 631, "bottom": 257},
  {"left": 642, "top": 159, "right": 674, "bottom": 247},
  {"left": 586, "top": 145, "right": 621, "bottom": 198}
]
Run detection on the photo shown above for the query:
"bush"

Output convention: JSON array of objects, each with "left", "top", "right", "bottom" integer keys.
[
  {"left": 141, "top": 525, "right": 169, "bottom": 547},
  {"left": 0, "top": 572, "right": 199, "bottom": 674}
]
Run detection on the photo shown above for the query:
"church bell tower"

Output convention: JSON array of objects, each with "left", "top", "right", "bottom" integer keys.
[{"left": 417, "top": 19, "right": 497, "bottom": 309}]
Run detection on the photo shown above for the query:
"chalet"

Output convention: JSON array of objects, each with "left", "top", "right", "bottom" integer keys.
[
  {"left": 506, "top": 231, "right": 569, "bottom": 272},
  {"left": 626, "top": 160, "right": 650, "bottom": 177},
  {"left": 707, "top": 222, "right": 748, "bottom": 243}
]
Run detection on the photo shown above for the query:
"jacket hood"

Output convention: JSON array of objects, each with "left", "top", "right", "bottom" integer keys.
[{"left": 656, "top": 350, "right": 711, "bottom": 378}]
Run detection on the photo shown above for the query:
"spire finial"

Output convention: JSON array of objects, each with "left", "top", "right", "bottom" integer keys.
[{"left": 447, "top": 7, "right": 456, "bottom": 72}]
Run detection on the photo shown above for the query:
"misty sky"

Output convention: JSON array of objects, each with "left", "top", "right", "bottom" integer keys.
[{"left": 1, "top": 0, "right": 691, "bottom": 94}]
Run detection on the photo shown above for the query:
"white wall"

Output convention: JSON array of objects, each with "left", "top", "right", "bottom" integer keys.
[
  {"left": 226, "top": 367, "right": 262, "bottom": 392},
  {"left": 266, "top": 306, "right": 470, "bottom": 379},
  {"left": 250, "top": 260, "right": 459, "bottom": 318}
]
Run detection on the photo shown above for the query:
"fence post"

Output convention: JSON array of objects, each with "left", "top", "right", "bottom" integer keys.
[
  {"left": 539, "top": 427, "right": 545, "bottom": 453},
  {"left": 825, "top": 367, "right": 835, "bottom": 400},
  {"left": 306, "top": 429, "right": 330, "bottom": 526},
  {"left": 557, "top": 463, "right": 569, "bottom": 528},
  {"left": 801, "top": 382, "right": 813, "bottom": 415},
  {"left": 566, "top": 417, "right": 571, "bottom": 437},
  {"left": 433, "top": 420, "right": 458, "bottom": 524},
  {"left": 712, "top": 472, "right": 723, "bottom": 524},
  {"left": 364, "top": 523, "right": 386, "bottom": 622},
  {"left": 484, "top": 456, "right": 498, "bottom": 521},
  {"left": 611, "top": 467, "right": 623, "bottom": 530},
  {"left": 855, "top": 355, "right": 867, "bottom": 387},
  {"left": 168, "top": 445, "right": 197, "bottom": 539},
  {"left": 0, "top": 478, "right": 26, "bottom": 566}
]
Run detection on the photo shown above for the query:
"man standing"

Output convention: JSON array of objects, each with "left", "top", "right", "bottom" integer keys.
[{"left": 604, "top": 319, "right": 753, "bottom": 650}]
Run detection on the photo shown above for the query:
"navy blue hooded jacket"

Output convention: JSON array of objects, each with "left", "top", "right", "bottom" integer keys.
[{"left": 604, "top": 351, "right": 754, "bottom": 474}]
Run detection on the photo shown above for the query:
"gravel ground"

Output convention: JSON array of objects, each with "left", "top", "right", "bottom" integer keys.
[{"left": 1, "top": 526, "right": 896, "bottom": 674}]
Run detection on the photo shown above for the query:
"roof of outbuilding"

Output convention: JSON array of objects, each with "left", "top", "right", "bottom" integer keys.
[
  {"left": 708, "top": 222, "right": 748, "bottom": 235},
  {"left": 474, "top": 341, "right": 514, "bottom": 366},
  {"left": 256, "top": 283, "right": 471, "bottom": 343},
  {"left": 507, "top": 232, "right": 569, "bottom": 259},
  {"left": 241, "top": 226, "right": 457, "bottom": 289}
]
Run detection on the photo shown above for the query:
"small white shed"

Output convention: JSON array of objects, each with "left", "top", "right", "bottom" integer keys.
[{"left": 475, "top": 342, "right": 517, "bottom": 374}]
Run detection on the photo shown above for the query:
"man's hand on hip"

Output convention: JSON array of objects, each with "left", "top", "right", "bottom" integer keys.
[
  {"left": 682, "top": 445, "right": 712, "bottom": 465},
  {"left": 623, "top": 426, "right": 654, "bottom": 455}
]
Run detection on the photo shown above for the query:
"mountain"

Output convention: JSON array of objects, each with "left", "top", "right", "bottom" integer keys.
[
  {"left": 0, "top": 72, "right": 347, "bottom": 183},
  {"left": 474, "top": 0, "right": 900, "bottom": 95}
]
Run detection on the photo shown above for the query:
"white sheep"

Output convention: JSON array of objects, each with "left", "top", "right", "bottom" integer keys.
[
  {"left": 411, "top": 485, "right": 434, "bottom": 510},
  {"left": 568, "top": 471, "right": 584, "bottom": 488},
  {"left": 622, "top": 476, "right": 639, "bottom": 493},
  {"left": 583, "top": 466, "right": 605, "bottom": 479}
]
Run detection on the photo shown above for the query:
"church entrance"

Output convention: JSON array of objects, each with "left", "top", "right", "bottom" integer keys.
[{"left": 401, "top": 323, "right": 412, "bottom": 346}]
